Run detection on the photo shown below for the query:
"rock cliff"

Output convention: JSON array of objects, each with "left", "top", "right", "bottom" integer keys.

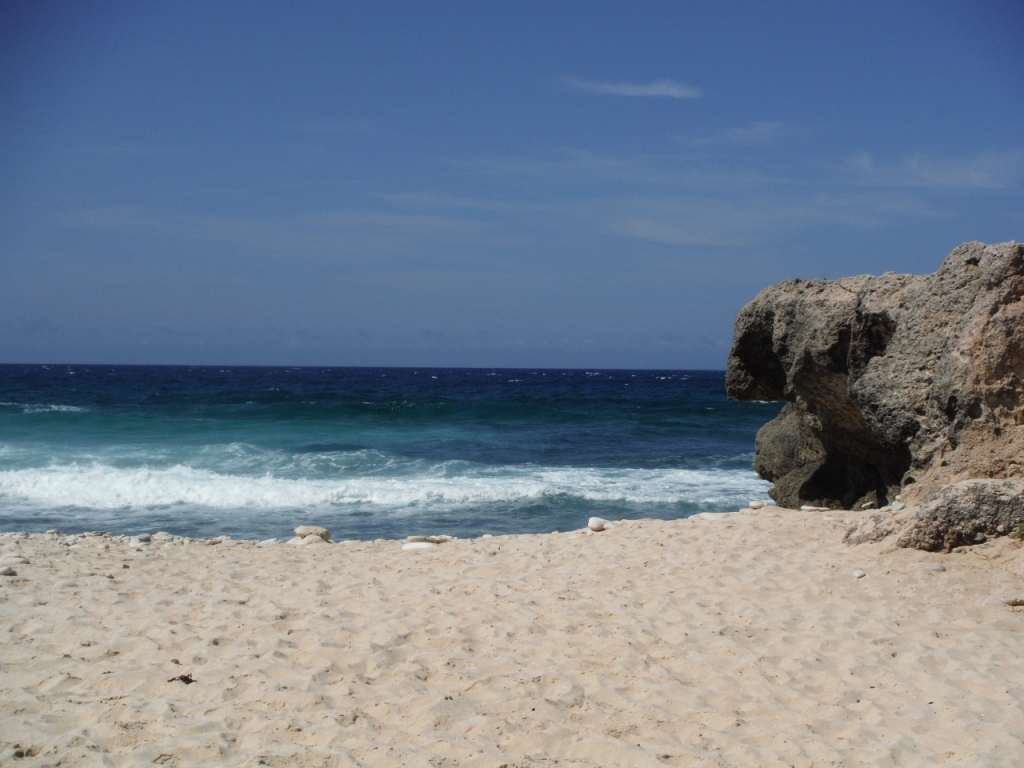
[{"left": 727, "top": 241, "right": 1024, "bottom": 550}]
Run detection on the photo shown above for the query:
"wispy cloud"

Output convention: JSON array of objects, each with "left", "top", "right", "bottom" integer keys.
[
  {"left": 285, "top": 118, "right": 377, "bottom": 134},
  {"left": 562, "top": 77, "right": 701, "bottom": 99},
  {"left": 673, "top": 122, "right": 798, "bottom": 147},
  {"left": 62, "top": 205, "right": 510, "bottom": 258},
  {"left": 601, "top": 192, "right": 932, "bottom": 248},
  {"left": 73, "top": 145, "right": 179, "bottom": 156},
  {"left": 844, "top": 150, "right": 1024, "bottom": 189}
]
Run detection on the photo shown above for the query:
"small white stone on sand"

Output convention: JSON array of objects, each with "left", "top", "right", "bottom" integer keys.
[
  {"left": 588, "top": 517, "right": 612, "bottom": 532},
  {"left": 853, "top": 569, "right": 866, "bottom": 579},
  {"left": 481, "top": 534, "right": 493, "bottom": 539},
  {"left": 800, "top": 505, "right": 829, "bottom": 512},
  {"left": 402, "top": 542, "right": 437, "bottom": 551},
  {"left": 294, "top": 525, "right": 331, "bottom": 542},
  {"left": 135, "top": 533, "right": 152, "bottom": 543},
  {"left": 923, "top": 563, "right": 946, "bottom": 572},
  {"left": 0, "top": 566, "right": 16, "bottom": 576},
  {"left": 152, "top": 532, "right": 173, "bottom": 542},
  {"left": 749, "top": 501, "right": 765, "bottom": 510},
  {"left": 257, "top": 539, "right": 279, "bottom": 546},
  {"left": 407, "top": 535, "right": 454, "bottom": 544}
]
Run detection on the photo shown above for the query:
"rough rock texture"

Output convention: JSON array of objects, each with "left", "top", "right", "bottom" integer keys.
[
  {"left": 897, "top": 479, "right": 1024, "bottom": 551},
  {"left": 727, "top": 241, "right": 1024, "bottom": 549}
]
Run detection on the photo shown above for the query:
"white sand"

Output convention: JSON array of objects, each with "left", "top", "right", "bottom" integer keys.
[{"left": 1, "top": 509, "right": 1023, "bottom": 767}]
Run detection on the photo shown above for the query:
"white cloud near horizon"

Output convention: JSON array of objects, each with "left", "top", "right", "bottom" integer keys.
[{"left": 562, "top": 77, "right": 701, "bottom": 99}]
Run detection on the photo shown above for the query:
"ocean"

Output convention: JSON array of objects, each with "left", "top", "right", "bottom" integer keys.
[{"left": 0, "top": 365, "right": 781, "bottom": 540}]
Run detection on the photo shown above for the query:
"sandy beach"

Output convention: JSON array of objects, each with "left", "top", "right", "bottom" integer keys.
[{"left": 2, "top": 508, "right": 1023, "bottom": 767}]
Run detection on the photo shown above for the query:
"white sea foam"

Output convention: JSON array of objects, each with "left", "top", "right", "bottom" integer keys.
[
  {"left": 0, "top": 402, "right": 88, "bottom": 414},
  {"left": 0, "top": 462, "right": 769, "bottom": 512}
]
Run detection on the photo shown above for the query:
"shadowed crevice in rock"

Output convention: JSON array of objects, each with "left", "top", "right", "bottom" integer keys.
[{"left": 727, "top": 240, "right": 1024, "bottom": 549}]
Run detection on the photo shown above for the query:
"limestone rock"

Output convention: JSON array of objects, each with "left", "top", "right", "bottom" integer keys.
[
  {"left": 727, "top": 241, "right": 1024, "bottom": 549},
  {"left": 897, "top": 480, "right": 1024, "bottom": 551},
  {"left": 294, "top": 525, "right": 331, "bottom": 542}
]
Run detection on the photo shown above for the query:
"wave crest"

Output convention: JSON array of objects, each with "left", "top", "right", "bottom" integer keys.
[{"left": 0, "top": 462, "right": 769, "bottom": 511}]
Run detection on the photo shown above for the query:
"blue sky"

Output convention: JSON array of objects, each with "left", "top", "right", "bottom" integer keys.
[{"left": 1, "top": 1, "right": 1022, "bottom": 368}]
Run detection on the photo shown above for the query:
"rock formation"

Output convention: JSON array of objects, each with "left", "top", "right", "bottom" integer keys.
[{"left": 727, "top": 241, "right": 1024, "bottom": 550}]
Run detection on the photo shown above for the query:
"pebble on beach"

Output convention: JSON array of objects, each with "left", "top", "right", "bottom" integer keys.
[
  {"left": 588, "top": 517, "right": 612, "bottom": 532},
  {"left": 294, "top": 525, "right": 331, "bottom": 542},
  {"left": 402, "top": 542, "right": 437, "bottom": 551},
  {"left": 853, "top": 569, "right": 866, "bottom": 579},
  {"left": 749, "top": 500, "right": 765, "bottom": 510},
  {"left": 407, "top": 535, "right": 454, "bottom": 544}
]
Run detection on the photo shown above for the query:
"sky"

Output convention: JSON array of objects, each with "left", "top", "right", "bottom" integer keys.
[{"left": 1, "top": 1, "right": 1022, "bottom": 369}]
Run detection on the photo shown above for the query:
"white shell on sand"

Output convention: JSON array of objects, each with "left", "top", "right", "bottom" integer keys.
[
  {"left": 749, "top": 500, "right": 765, "bottom": 510},
  {"left": 294, "top": 525, "right": 331, "bottom": 541},
  {"left": 407, "top": 535, "right": 454, "bottom": 544},
  {"left": 588, "top": 517, "right": 612, "bottom": 532},
  {"left": 853, "top": 569, "right": 866, "bottom": 579},
  {"left": 800, "top": 505, "right": 830, "bottom": 512},
  {"left": 402, "top": 542, "right": 437, "bottom": 551}
]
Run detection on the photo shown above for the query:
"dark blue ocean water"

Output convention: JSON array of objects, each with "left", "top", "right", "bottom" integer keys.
[{"left": 0, "top": 365, "right": 781, "bottom": 540}]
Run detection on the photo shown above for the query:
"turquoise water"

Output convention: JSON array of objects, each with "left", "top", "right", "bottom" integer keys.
[{"left": 0, "top": 365, "right": 781, "bottom": 539}]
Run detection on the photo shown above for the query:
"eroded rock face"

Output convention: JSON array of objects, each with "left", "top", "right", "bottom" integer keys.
[{"left": 727, "top": 241, "right": 1024, "bottom": 549}]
